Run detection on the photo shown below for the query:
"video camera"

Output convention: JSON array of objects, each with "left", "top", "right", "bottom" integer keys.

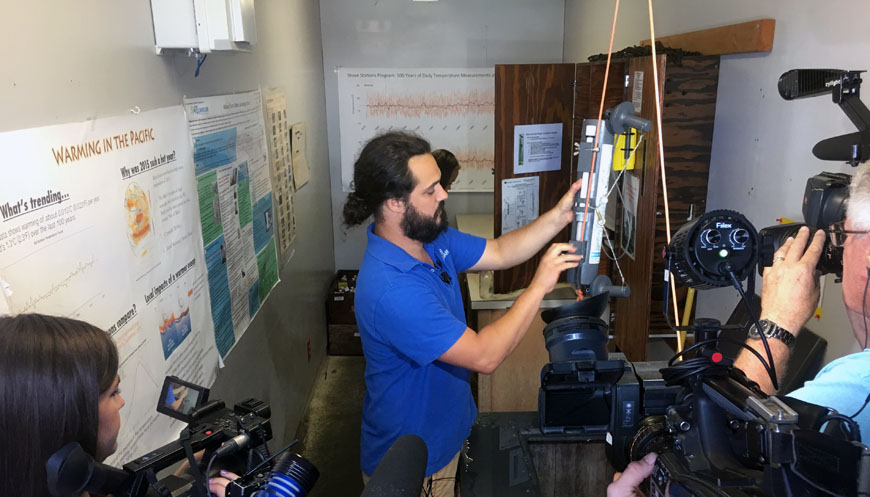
[
  {"left": 45, "top": 376, "right": 319, "bottom": 497},
  {"left": 537, "top": 276, "right": 680, "bottom": 471},
  {"left": 632, "top": 331, "right": 870, "bottom": 497},
  {"left": 538, "top": 205, "right": 870, "bottom": 495},
  {"left": 758, "top": 69, "right": 870, "bottom": 280}
]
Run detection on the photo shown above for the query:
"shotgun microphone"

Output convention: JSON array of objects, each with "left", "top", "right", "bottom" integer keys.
[{"left": 360, "top": 435, "right": 428, "bottom": 497}]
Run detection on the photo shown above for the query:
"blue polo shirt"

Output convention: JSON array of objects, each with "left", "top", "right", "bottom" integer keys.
[
  {"left": 356, "top": 224, "right": 487, "bottom": 476},
  {"left": 788, "top": 349, "right": 870, "bottom": 439}
]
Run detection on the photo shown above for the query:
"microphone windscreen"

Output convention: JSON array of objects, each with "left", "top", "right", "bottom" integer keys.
[
  {"left": 361, "top": 435, "right": 428, "bottom": 497},
  {"left": 813, "top": 132, "right": 864, "bottom": 161}
]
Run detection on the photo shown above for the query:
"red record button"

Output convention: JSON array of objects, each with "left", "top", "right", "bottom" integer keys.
[{"left": 712, "top": 352, "right": 723, "bottom": 363}]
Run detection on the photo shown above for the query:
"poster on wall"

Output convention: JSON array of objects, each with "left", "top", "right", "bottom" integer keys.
[
  {"left": 501, "top": 176, "right": 540, "bottom": 235},
  {"left": 263, "top": 88, "right": 298, "bottom": 261},
  {"left": 513, "top": 123, "right": 563, "bottom": 174},
  {"left": 0, "top": 106, "right": 219, "bottom": 466},
  {"left": 338, "top": 68, "right": 495, "bottom": 192},
  {"left": 183, "top": 90, "right": 280, "bottom": 358}
]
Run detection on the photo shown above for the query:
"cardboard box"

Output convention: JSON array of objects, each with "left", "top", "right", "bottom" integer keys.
[
  {"left": 326, "top": 270, "right": 358, "bottom": 325},
  {"left": 327, "top": 324, "right": 363, "bottom": 356}
]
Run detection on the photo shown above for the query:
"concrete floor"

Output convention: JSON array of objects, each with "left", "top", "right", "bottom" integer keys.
[{"left": 295, "top": 356, "right": 367, "bottom": 497}]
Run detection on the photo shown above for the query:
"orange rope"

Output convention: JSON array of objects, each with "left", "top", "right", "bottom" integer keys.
[
  {"left": 646, "top": 0, "right": 683, "bottom": 350},
  {"left": 578, "top": 0, "right": 620, "bottom": 246}
]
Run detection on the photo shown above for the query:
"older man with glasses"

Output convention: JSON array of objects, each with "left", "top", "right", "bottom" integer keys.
[
  {"left": 608, "top": 164, "right": 870, "bottom": 497},
  {"left": 733, "top": 162, "right": 870, "bottom": 426}
]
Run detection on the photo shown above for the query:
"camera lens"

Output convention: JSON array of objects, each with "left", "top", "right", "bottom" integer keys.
[
  {"left": 757, "top": 223, "right": 842, "bottom": 277},
  {"left": 543, "top": 315, "right": 608, "bottom": 363},
  {"left": 629, "top": 416, "right": 672, "bottom": 463},
  {"left": 255, "top": 453, "right": 319, "bottom": 497}
]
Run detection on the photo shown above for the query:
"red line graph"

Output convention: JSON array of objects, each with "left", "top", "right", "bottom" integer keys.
[
  {"left": 366, "top": 90, "right": 494, "bottom": 119},
  {"left": 453, "top": 149, "right": 495, "bottom": 171}
]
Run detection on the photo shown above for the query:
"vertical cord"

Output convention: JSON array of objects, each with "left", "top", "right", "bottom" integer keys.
[
  {"left": 578, "top": 0, "right": 620, "bottom": 245},
  {"left": 863, "top": 267, "right": 869, "bottom": 349},
  {"left": 646, "top": 0, "right": 682, "bottom": 349}
]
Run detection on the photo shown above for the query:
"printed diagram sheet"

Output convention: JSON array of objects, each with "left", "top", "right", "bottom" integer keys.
[
  {"left": 338, "top": 68, "right": 495, "bottom": 192},
  {"left": 264, "top": 89, "right": 298, "bottom": 257},
  {"left": 184, "top": 90, "right": 280, "bottom": 358},
  {"left": 501, "top": 176, "right": 540, "bottom": 235},
  {"left": 0, "top": 106, "right": 219, "bottom": 466},
  {"left": 290, "top": 122, "right": 311, "bottom": 189}
]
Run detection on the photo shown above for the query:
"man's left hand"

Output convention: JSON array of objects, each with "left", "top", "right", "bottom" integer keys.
[
  {"left": 209, "top": 469, "right": 241, "bottom": 497},
  {"left": 554, "top": 178, "right": 585, "bottom": 226}
]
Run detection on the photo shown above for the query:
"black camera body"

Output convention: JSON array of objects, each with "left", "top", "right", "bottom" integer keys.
[
  {"left": 537, "top": 291, "right": 680, "bottom": 471},
  {"left": 633, "top": 358, "right": 870, "bottom": 497},
  {"left": 123, "top": 397, "right": 272, "bottom": 477}
]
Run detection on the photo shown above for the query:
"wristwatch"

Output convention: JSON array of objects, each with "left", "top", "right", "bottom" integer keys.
[{"left": 748, "top": 319, "right": 796, "bottom": 350}]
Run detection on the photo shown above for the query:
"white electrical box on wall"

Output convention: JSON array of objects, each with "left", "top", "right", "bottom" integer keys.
[{"left": 150, "top": 0, "right": 257, "bottom": 54}]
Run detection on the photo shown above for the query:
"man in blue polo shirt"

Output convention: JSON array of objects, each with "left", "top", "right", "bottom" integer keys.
[{"left": 343, "top": 131, "right": 583, "bottom": 496}]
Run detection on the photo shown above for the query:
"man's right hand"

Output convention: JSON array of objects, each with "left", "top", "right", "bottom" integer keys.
[
  {"left": 607, "top": 452, "right": 657, "bottom": 497},
  {"left": 529, "top": 243, "right": 583, "bottom": 294},
  {"left": 760, "top": 226, "right": 826, "bottom": 335}
]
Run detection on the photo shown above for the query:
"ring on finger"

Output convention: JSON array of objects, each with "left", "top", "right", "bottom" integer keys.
[{"left": 774, "top": 255, "right": 785, "bottom": 263}]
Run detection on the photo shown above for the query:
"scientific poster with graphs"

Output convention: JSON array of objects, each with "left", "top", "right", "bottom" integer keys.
[
  {"left": 338, "top": 68, "right": 495, "bottom": 192},
  {"left": 184, "top": 90, "right": 279, "bottom": 358},
  {"left": 0, "top": 106, "right": 220, "bottom": 466}
]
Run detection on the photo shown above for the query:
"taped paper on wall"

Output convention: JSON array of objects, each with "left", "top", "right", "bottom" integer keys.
[{"left": 501, "top": 176, "right": 540, "bottom": 235}]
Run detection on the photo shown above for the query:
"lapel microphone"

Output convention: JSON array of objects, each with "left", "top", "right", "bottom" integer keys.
[{"left": 435, "top": 260, "right": 452, "bottom": 285}]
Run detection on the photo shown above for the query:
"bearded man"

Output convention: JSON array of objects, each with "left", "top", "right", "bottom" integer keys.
[{"left": 343, "top": 131, "right": 583, "bottom": 497}]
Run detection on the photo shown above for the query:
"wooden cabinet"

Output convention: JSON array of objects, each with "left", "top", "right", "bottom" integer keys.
[{"left": 492, "top": 56, "right": 721, "bottom": 361}]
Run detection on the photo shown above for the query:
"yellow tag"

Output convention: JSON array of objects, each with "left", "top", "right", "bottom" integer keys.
[{"left": 613, "top": 129, "right": 638, "bottom": 171}]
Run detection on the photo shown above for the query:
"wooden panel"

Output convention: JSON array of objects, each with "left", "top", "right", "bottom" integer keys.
[
  {"left": 611, "top": 55, "right": 668, "bottom": 362},
  {"left": 640, "top": 19, "right": 775, "bottom": 55},
  {"left": 527, "top": 442, "right": 614, "bottom": 496},
  {"left": 492, "top": 64, "right": 576, "bottom": 293},
  {"left": 610, "top": 55, "right": 720, "bottom": 359},
  {"left": 648, "top": 56, "right": 720, "bottom": 335},
  {"left": 475, "top": 308, "right": 550, "bottom": 412}
]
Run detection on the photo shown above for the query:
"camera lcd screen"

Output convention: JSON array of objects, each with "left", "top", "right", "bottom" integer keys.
[{"left": 156, "top": 376, "right": 209, "bottom": 422}]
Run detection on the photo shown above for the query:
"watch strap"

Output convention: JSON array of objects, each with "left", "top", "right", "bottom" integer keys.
[{"left": 748, "top": 319, "right": 796, "bottom": 350}]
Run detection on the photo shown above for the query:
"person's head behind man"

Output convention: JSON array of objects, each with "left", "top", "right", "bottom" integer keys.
[
  {"left": 432, "top": 149, "right": 461, "bottom": 191},
  {"left": 343, "top": 131, "right": 449, "bottom": 244},
  {"left": 843, "top": 163, "right": 870, "bottom": 342}
]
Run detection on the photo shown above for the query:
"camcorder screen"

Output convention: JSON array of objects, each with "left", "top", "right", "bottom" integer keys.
[{"left": 156, "top": 376, "right": 209, "bottom": 422}]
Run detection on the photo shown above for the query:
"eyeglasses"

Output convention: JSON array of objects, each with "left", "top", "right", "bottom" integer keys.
[{"left": 826, "top": 221, "right": 870, "bottom": 248}]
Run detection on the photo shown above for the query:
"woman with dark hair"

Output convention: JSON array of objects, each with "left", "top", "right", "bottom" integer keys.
[
  {"left": 0, "top": 313, "right": 123, "bottom": 497},
  {"left": 432, "top": 149, "right": 460, "bottom": 191},
  {"left": 0, "top": 313, "right": 241, "bottom": 497}
]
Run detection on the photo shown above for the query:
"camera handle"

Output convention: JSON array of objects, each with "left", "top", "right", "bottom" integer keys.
[{"left": 179, "top": 428, "right": 209, "bottom": 497}]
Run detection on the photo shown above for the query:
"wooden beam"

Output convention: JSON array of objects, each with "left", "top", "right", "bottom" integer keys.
[{"left": 640, "top": 19, "right": 775, "bottom": 56}]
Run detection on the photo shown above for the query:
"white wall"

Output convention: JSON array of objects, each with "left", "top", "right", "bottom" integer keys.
[
  {"left": 563, "top": 0, "right": 870, "bottom": 363},
  {"left": 320, "top": 0, "right": 566, "bottom": 270},
  {"left": 0, "top": 0, "right": 334, "bottom": 445}
]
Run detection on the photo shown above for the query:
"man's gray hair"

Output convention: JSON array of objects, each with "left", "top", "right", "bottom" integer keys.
[{"left": 848, "top": 162, "right": 870, "bottom": 230}]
